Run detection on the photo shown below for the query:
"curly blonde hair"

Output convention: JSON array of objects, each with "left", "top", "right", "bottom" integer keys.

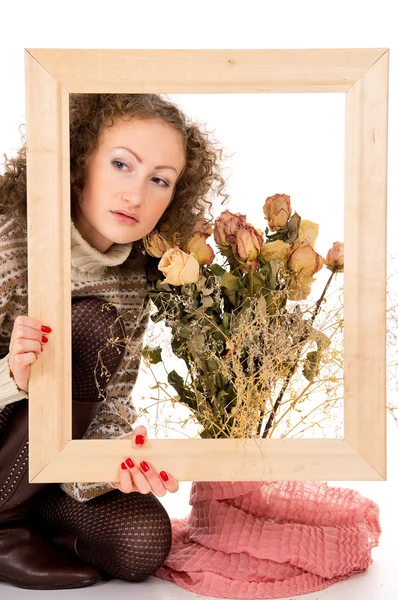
[{"left": 0, "top": 93, "right": 230, "bottom": 253}]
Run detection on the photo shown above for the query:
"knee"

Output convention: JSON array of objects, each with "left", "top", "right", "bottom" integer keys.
[
  {"left": 120, "top": 494, "right": 172, "bottom": 581},
  {"left": 87, "top": 493, "right": 172, "bottom": 582}
]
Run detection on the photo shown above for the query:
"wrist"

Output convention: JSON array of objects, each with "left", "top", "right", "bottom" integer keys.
[{"left": 7, "top": 355, "right": 27, "bottom": 395}]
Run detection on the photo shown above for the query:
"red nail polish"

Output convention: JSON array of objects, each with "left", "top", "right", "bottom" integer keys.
[
  {"left": 140, "top": 461, "right": 150, "bottom": 472},
  {"left": 126, "top": 457, "right": 134, "bottom": 468},
  {"left": 135, "top": 434, "right": 145, "bottom": 445},
  {"left": 41, "top": 325, "right": 52, "bottom": 333},
  {"left": 42, "top": 335, "right": 48, "bottom": 344},
  {"left": 121, "top": 462, "right": 127, "bottom": 470},
  {"left": 160, "top": 471, "right": 169, "bottom": 482}
]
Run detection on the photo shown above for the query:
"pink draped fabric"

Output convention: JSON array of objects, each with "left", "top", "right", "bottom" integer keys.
[{"left": 155, "top": 480, "right": 381, "bottom": 599}]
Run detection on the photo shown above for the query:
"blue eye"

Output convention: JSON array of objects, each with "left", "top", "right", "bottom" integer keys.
[
  {"left": 152, "top": 177, "right": 169, "bottom": 188},
  {"left": 112, "top": 161, "right": 169, "bottom": 187},
  {"left": 112, "top": 160, "right": 128, "bottom": 170}
]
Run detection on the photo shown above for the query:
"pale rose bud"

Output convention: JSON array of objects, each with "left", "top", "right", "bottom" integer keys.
[
  {"left": 263, "top": 193, "right": 292, "bottom": 231},
  {"left": 235, "top": 224, "right": 264, "bottom": 263},
  {"left": 287, "top": 240, "right": 324, "bottom": 278},
  {"left": 260, "top": 240, "right": 291, "bottom": 263},
  {"left": 286, "top": 275, "right": 315, "bottom": 301},
  {"left": 143, "top": 230, "right": 173, "bottom": 258},
  {"left": 294, "top": 219, "right": 319, "bottom": 249},
  {"left": 325, "top": 241, "right": 344, "bottom": 272},
  {"left": 214, "top": 210, "right": 247, "bottom": 247},
  {"left": 192, "top": 218, "right": 213, "bottom": 238},
  {"left": 185, "top": 232, "right": 215, "bottom": 265},
  {"left": 158, "top": 248, "right": 200, "bottom": 286},
  {"left": 241, "top": 257, "right": 259, "bottom": 274}
]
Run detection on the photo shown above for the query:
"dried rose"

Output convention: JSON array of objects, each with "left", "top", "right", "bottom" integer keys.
[
  {"left": 235, "top": 224, "right": 264, "bottom": 263},
  {"left": 185, "top": 233, "right": 215, "bottom": 265},
  {"left": 192, "top": 218, "right": 213, "bottom": 238},
  {"left": 143, "top": 230, "right": 174, "bottom": 258},
  {"left": 263, "top": 193, "right": 292, "bottom": 231},
  {"left": 325, "top": 241, "right": 344, "bottom": 272},
  {"left": 214, "top": 210, "right": 246, "bottom": 247},
  {"left": 260, "top": 240, "right": 291, "bottom": 263},
  {"left": 287, "top": 241, "right": 324, "bottom": 278},
  {"left": 158, "top": 248, "right": 200, "bottom": 286},
  {"left": 293, "top": 219, "right": 319, "bottom": 249}
]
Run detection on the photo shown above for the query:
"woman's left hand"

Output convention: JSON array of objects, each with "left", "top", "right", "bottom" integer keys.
[{"left": 111, "top": 425, "right": 179, "bottom": 497}]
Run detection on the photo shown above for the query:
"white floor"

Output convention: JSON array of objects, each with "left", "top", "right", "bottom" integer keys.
[{"left": 2, "top": 419, "right": 398, "bottom": 600}]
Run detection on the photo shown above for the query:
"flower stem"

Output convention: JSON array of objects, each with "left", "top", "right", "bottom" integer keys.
[
  {"left": 248, "top": 269, "right": 254, "bottom": 297},
  {"left": 260, "top": 270, "right": 336, "bottom": 438}
]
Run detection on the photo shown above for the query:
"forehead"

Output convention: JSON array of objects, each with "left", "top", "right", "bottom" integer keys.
[{"left": 100, "top": 118, "right": 184, "bottom": 153}]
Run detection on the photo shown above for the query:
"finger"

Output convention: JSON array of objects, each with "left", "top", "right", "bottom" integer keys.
[
  {"left": 132, "top": 424, "right": 147, "bottom": 446},
  {"left": 118, "top": 462, "right": 135, "bottom": 494},
  {"left": 14, "top": 351, "right": 40, "bottom": 366},
  {"left": 124, "top": 457, "right": 152, "bottom": 494},
  {"left": 137, "top": 461, "right": 168, "bottom": 498},
  {"left": 15, "top": 317, "right": 52, "bottom": 340},
  {"left": 13, "top": 338, "right": 43, "bottom": 358},
  {"left": 158, "top": 470, "right": 180, "bottom": 494}
]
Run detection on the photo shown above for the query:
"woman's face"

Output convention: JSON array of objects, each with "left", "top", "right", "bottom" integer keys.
[{"left": 74, "top": 118, "right": 186, "bottom": 252}]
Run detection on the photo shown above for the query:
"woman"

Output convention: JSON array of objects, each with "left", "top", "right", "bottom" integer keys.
[{"left": 0, "top": 93, "right": 229, "bottom": 590}]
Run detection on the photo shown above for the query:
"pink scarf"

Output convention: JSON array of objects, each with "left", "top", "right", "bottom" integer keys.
[{"left": 155, "top": 480, "right": 380, "bottom": 599}]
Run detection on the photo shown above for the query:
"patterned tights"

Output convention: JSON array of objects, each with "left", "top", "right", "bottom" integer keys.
[{"left": 28, "top": 297, "right": 172, "bottom": 581}]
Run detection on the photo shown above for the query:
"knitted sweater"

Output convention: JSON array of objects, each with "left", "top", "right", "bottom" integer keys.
[{"left": 0, "top": 212, "right": 151, "bottom": 502}]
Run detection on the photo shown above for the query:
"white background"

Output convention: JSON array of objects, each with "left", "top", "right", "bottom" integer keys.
[{"left": 0, "top": 1, "right": 397, "bottom": 598}]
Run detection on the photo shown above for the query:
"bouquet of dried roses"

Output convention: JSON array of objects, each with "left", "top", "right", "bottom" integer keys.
[{"left": 140, "top": 194, "right": 344, "bottom": 439}]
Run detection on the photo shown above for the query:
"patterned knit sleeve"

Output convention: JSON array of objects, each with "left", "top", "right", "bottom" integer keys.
[
  {"left": 0, "top": 213, "right": 29, "bottom": 411},
  {"left": 59, "top": 295, "right": 151, "bottom": 502}
]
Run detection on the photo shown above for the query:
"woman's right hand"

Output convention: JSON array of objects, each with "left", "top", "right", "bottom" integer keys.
[{"left": 8, "top": 315, "right": 52, "bottom": 393}]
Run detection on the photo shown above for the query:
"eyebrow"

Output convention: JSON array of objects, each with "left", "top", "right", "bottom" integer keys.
[{"left": 111, "top": 146, "right": 178, "bottom": 173}]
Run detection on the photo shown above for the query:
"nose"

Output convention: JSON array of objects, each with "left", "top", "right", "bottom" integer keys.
[{"left": 122, "top": 178, "right": 145, "bottom": 207}]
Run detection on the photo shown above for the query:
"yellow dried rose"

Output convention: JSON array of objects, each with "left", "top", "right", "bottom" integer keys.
[
  {"left": 158, "top": 248, "right": 200, "bottom": 286},
  {"left": 293, "top": 219, "right": 319, "bottom": 249},
  {"left": 185, "top": 233, "right": 215, "bottom": 265},
  {"left": 143, "top": 230, "right": 174, "bottom": 258},
  {"left": 287, "top": 241, "right": 324, "bottom": 278},
  {"left": 263, "top": 193, "right": 292, "bottom": 231},
  {"left": 260, "top": 240, "right": 291, "bottom": 263}
]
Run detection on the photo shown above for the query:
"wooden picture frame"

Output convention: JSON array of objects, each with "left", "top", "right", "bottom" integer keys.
[{"left": 25, "top": 48, "right": 389, "bottom": 484}]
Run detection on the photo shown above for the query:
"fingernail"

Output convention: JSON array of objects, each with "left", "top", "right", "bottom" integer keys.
[
  {"left": 126, "top": 457, "right": 134, "bottom": 468},
  {"left": 42, "top": 335, "right": 48, "bottom": 344},
  {"left": 160, "top": 471, "right": 169, "bottom": 482},
  {"left": 135, "top": 434, "right": 145, "bottom": 445},
  {"left": 121, "top": 462, "right": 127, "bottom": 470},
  {"left": 41, "top": 325, "right": 52, "bottom": 333},
  {"left": 140, "top": 461, "right": 150, "bottom": 472}
]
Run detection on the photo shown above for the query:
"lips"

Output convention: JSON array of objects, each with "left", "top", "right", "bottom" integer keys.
[
  {"left": 111, "top": 211, "right": 139, "bottom": 226},
  {"left": 112, "top": 211, "right": 139, "bottom": 221}
]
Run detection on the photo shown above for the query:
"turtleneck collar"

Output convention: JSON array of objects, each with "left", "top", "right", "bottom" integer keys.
[{"left": 71, "top": 219, "right": 133, "bottom": 281}]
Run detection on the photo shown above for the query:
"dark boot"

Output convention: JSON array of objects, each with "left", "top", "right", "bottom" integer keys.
[
  {"left": 0, "top": 297, "right": 127, "bottom": 590},
  {"left": 0, "top": 399, "right": 103, "bottom": 589}
]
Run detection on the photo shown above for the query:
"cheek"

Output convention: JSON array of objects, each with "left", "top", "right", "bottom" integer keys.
[
  {"left": 141, "top": 200, "right": 170, "bottom": 232},
  {"left": 85, "top": 168, "right": 114, "bottom": 204}
]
